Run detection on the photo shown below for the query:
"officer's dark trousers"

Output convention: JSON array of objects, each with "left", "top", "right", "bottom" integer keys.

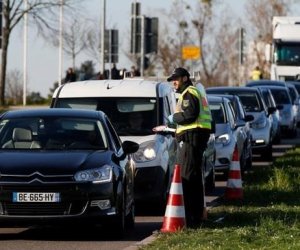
[{"left": 177, "top": 130, "right": 210, "bottom": 228}]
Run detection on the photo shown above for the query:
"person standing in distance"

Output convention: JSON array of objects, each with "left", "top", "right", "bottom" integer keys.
[{"left": 167, "top": 67, "right": 212, "bottom": 228}]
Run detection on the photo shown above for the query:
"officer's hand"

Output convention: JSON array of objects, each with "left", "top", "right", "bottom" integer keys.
[{"left": 167, "top": 114, "right": 176, "bottom": 126}]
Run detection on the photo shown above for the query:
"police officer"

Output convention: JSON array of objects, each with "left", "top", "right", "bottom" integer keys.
[{"left": 167, "top": 67, "right": 212, "bottom": 228}]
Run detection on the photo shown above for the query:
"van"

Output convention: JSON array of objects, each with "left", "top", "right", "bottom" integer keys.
[{"left": 51, "top": 79, "right": 177, "bottom": 206}]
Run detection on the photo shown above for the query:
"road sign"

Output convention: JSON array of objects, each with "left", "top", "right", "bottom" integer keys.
[{"left": 182, "top": 46, "right": 201, "bottom": 60}]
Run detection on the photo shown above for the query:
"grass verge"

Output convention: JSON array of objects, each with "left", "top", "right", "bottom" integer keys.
[{"left": 142, "top": 149, "right": 300, "bottom": 250}]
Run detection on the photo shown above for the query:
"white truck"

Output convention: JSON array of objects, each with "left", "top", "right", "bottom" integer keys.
[{"left": 268, "top": 16, "right": 300, "bottom": 81}]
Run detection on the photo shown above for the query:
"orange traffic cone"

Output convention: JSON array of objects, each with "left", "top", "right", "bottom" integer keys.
[
  {"left": 224, "top": 145, "right": 243, "bottom": 200},
  {"left": 161, "top": 164, "right": 186, "bottom": 233}
]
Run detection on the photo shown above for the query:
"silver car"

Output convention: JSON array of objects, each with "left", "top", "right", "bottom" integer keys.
[
  {"left": 208, "top": 95, "right": 252, "bottom": 174},
  {"left": 267, "top": 86, "right": 297, "bottom": 137},
  {"left": 256, "top": 86, "right": 282, "bottom": 143},
  {"left": 247, "top": 80, "right": 299, "bottom": 135},
  {"left": 207, "top": 87, "right": 275, "bottom": 161}
]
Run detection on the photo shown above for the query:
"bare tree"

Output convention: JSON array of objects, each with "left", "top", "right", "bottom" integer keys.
[
  {"left": 156, "top": 0, "right": 237, "bottom": 87},
  {"left": 0, "top": 0, "right": 77, "bottom": 106},
  {"left": 245, "top": 0, "right": 291, "bottom": 78},
  {"left": 85, "top": 21, "right": 101, "bottom": 65},
  {"left": 6, "top": 69, "right": 23, "bottom": 105},
  {"left": 51, "top": 16, "right": 88, "bottom": 69}
]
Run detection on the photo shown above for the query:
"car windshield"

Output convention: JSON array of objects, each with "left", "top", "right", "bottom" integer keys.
[
  {"left": 275, "top": 42, "right": 300, "bottom": 66},
  {"left": 232, "top": 93, "right": 260, "bottom": 112},
  {"left": 209, "top": 103, "right": 226, "bottom": 124},
  {"left": 270, "top": 89, "right": 291, "bottom": 104},
  {"left": 55, "top": 98, "right": 157, "bottom": 136},
  {"left": 0, "top": 117, "right": 108, "bottom": 150}
]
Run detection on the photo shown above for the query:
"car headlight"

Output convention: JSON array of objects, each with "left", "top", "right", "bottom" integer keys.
[
  {"left": 133, "top": 141, "right": 156, "bottom": 162},
  {"left": 216, "top": 134, "right": 230, "bottom": 145},
  {"left": 74, "top": 165, "right": 112, "bottom": 183},
  {"left": 251, "top": 117, "right": 267, "bottom": 129}
]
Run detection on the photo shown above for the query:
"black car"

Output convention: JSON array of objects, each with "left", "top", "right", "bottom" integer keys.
[{"left": 0, "top": 109, "right": 139, "bottom": 235}]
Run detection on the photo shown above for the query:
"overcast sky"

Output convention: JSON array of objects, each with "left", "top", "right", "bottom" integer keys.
[{"left": 7, "top": 0, "right": 247, "bottom": 97}]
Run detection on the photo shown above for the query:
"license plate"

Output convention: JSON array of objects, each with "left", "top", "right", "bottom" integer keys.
[{"left": 13, "top": 192, "right": 60, "bottom": 202}]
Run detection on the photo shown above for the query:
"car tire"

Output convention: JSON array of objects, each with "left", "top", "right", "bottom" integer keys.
[
  {"left": 205, "top": 166, "right": 215, "bottom": 193},
  {"left": 111, "top": 191, "right": 126, "bottom": 237},
  {"left": 245, "top": 153, "right": 252, "bottom": 170},
  {"left": 261, "top": 143, "right": 272, "bottom": 161},
  {"left": 157, "top": 178, "right": 168, "bottom": 214},
  {"left": 125, "top": 202, "right": 135, "bottom": 229}
]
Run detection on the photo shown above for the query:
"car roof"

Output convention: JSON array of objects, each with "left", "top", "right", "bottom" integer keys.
[
  {"left": 208, "top": 93, "right": 239, "bottom": 101},
  {"left": 53, "top": 79, "right": 172, "bottom": 98},
  {"left": 261, "top": 85, "right": 289, "bottom": 91},
  {"left": 207, "top": 86, "right": 259, "bottom": 93},
  {"left": 1, "top": 108, "right": 105, "bottom": 120},
  {"left": 246, "top": 80, "right": 286, "bottom": 87},
  {"left": 207, "top": 95, "right": 228, "bottom": 103}
]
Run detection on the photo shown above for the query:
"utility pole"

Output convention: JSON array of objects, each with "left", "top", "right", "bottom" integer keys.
[
  {"left": 58, "top": 0, "right": 64, "bottom": 86},
  {"left": 100, "top": 0, "right": 106, "bottom": 76},
  {"left": 140, "top": 15, "right": 145, "bottom": 77},
  {"left": 23, "top": 0, "right": 28, "bottom": 105}
]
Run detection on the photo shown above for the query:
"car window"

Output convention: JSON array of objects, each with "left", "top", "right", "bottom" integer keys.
[
  {"left": 164, "top": 96, "right": 172, "bottom": 122},
  {"left": 236, "top": 98, "right": 246, "bottom": 120},
  {"left": 209, "top": 103, "right": 226, "bottom": 124},
  {"left": 55, "top": 98, "right": 98, "bottom": 110},
  {"left": 236, "top": 93, "right": 262, "bottom": 112},
  {"left": 288, "top": 87, "right": 297, "bottom": 102},
  {"left": 0, "top": 117, "right": 108, "bottom": 150},
  {"left": 105, "top": 117, "right": 122, "bottom": 151},
  {"left": 270, "top": 89, "right": 291, "bottom": 104},
  {"left": 293, "top": 84, "right": 300, "bottom": 95},
  {"left": 228, "top": 102, "right": 236, "bottom": 125},
  {"left": 55, "top": 97, "right": 158, "bottom": 136}
]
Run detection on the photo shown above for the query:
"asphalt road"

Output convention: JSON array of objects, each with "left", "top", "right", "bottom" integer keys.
[{"left": 0, "top": 130, "right": 298, "bottom": 250}]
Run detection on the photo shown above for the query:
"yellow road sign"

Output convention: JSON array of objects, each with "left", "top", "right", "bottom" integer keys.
[{"left": 182, "top": 46, "right": 201, "bottom": 60}]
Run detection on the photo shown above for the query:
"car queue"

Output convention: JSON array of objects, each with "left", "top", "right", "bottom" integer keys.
[{"left": 0, "top": 73, "right": 297, "bottom": 235}]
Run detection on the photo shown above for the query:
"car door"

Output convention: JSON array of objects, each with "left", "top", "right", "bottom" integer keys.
[{"left": 163, "top": 94, "right": 177, "bottom": 180}]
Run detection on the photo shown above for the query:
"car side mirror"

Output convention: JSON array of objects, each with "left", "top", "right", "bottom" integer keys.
[
  {"left": 234, "top": 120, "right": 246, "bottom": 129},
  {"left": 276, "top": 105, "right": 284, "bottom": 110},
  {"left": 112, "top": 140, "right": 139, "bottom": 162},
  {"left": 122, "top": 140, "right": 139, "bottom": 154},
  {"left": 244, "top": 114, "right": 254, "bottom": 122}
]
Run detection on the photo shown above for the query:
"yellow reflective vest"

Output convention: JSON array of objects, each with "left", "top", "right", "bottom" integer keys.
[
  {"left": 176, "top": 86, "right": 212, "bottom": 135},
  {"left": 252, "top": 70, "right": 262, "bottom": 80}
]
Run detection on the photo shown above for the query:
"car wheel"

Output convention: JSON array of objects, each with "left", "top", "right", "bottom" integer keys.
[
  {"left": 111, "top": 191, "right": 126, "bottom": 237},
  {"left": 245, "top": 152, "right": 252, "bottom": 170},
  {"left": 157, "top": 178, "right": 168, "bottom": 214},
  {"left": 239, "top": 150, "right": 246, "bottom": 174},
  {"left": 125, "top": 202, "right": 135, "bottom": 229},
  {"left": 261, "top": 143, "right": 272, "bottom": 161},
  {"left": 273, "top": 132, "right": 281, "bottom": 144},
  {"left": 205, "top": 165, "right": 215, "bottom": 193}
]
